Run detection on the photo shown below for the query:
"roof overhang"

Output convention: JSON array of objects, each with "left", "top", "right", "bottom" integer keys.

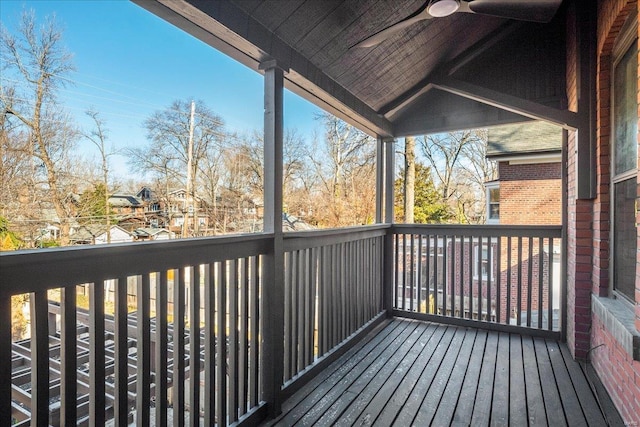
[{"left": 132, "top": 0, "right": 577, "bottom": 138}]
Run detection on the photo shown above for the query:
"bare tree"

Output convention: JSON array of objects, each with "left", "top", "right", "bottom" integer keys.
[
  {"left": 307, "top": 113, "right": 376, "bottom": 227},
  {"left": 127, "top": 99, "right": 226, "bottom": 237},
  {"left": 84, "top": 109, "right": 115, "bottom": 241},
  {"left": 1, "top": 9, "right": 80, "bottom": 245},
  {"left": 419, "top": 130, "right": 495, "bottom": 223}
]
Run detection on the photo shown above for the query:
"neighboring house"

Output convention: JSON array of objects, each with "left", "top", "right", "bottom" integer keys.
[
  {"left": 133, "top": 227, "right": 172, "bottom": 241},
  {"left": 70, "top": 225, "right": 134, "bottom": 245},
  {"left": 108, "top": 194, "right": 145, "bottom": 215},
  {"left": 413, "top": 122, "right": 563, "bottom": 325},
  {"left": 485, "top": 121, "right": 562, "bottom": 323},
  {"left": 484, "top": 120, "right": 563, "bottom": 225},
  {"left": 166, "top": 189, "right": 209, "bottom": 235}
]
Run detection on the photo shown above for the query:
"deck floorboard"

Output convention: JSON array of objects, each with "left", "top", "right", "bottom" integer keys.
[{"left": 266, "top": 318, "right": 622, "bottom": 426}]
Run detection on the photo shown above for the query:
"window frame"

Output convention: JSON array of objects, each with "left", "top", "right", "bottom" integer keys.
[
  {"left": 610, "top": 13, "right": 638, "bottom": 303},
  {"left": 486, "top": 182, "right": 500, "bottom": 224}
]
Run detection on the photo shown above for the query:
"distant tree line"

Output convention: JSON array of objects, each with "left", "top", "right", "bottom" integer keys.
[{"left": 0, "top": 9, "right": 494, "bottom": 250}]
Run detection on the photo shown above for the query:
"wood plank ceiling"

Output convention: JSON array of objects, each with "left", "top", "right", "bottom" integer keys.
[{"left": 136, "top": 0, "right": 569, "bottom": 138}]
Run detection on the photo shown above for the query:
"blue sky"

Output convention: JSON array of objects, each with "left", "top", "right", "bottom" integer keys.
[{"left": 0, "top": 0, "right": 323, "bottom": 178}]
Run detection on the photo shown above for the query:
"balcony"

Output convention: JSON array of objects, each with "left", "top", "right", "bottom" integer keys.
[{"left": 0, "top": 224, "right": 623, "bottom": 425}]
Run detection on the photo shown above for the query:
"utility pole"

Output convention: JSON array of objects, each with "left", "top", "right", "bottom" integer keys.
[{"left": 183, "top": 101, "right": 196, "bottom": 238}]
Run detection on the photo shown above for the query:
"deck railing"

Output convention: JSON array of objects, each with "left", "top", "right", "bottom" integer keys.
[
  {"left": 0, "top": 234, "right": 271, "bottom": 426},
  {"left": 391, "top": 224, "right": 563, "bottom": 337},
  {"left": 0, "top": 223, "right": 563, "bottom": 425},
  {"left": 282, "top": 226, "right": 385, "bottom": 383}
]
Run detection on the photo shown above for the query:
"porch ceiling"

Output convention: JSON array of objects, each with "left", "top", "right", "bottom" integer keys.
[{"left": 134, "top": 0, "right": 572, "bottom": 138}]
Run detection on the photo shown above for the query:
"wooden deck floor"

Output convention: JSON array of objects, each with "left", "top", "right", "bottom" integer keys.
[{"left": 267, "top": 318, "right": 623, "bottom": 426}]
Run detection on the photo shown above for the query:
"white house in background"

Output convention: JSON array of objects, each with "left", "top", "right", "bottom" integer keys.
[
  {"left": 133, "top": 228, "right": 172, "bottom": 241},
  {"left": 70, "top": 225, "right": 134, "bottom": 245}
]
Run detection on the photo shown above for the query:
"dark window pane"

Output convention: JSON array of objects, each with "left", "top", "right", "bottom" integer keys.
[
  {"left": 613, "top": 179, "right": 637, "bottom": 301},
  {"left": 490, "top": 188, "right": 500, "bottom": 203},
  {"left": 489, "top": 204, "right": 499, "bottom": 220},
  {"left": 613, "top": 43, "right": 638, "bottom": 175}
]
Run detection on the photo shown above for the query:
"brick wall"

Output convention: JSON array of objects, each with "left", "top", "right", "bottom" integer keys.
[
  {"left": 568, "top": 0, "right": 640, "bottom": 423},
  {"left": 498, "top": 162, "right": 562, "bottom": 225}
]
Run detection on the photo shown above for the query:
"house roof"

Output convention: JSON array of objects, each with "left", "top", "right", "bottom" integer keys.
[
  {"left": 134, "top": 228, "right": 170, "bottom": 237},
  {"left": 486, "top": 121, "right": 563, "bottom": 158},
  {"left": 134, "top": 0, "right": 576, "bottom": 138},
  {"left": 109, "top": 194, "right": 143, "bottom": 207},
  {"left": 70, "top": 225, "right": 133, "bottom": 242}
]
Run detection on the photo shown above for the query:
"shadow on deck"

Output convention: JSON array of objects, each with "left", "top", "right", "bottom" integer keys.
[{"left": 267, "top": 318, "right": 623, "bottom": 426}]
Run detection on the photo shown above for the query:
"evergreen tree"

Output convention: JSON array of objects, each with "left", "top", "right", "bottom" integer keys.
[{"left": 395, "top": 163, "right": 452, "bottom": 223}]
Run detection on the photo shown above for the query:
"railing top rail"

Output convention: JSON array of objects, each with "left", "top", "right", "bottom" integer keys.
[
  {"left": 391, "top": 223, "right": 562, "bottom": 238},
  {"left": 283, "top": 224, "right": 388, "bottom": 251},
  {"left": 0, "top": 233, "right": 273, "bottom": 296}
]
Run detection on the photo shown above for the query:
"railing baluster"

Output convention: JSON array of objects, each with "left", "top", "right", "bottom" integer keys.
[
  {"left": 507, "top": 237, "right": 512, "bottom": 325},
  {"left": 409, "top": 234, "right": 415, "bottom": 311},
  {"left": 239, "top": 258, "right": 248, "bottom": 416},
  {"left": 283, "top": 251, "right": 290, "bottom": 381},
  {"left": 538, "top": 237, "right": 544, "bottom": 329},
  {"left": 449, "top": 234, "right": 455, "bottom": 317},
  {"left": 307, "top": 248, "right": 316, "bottom": 367},
  {"left": 394, "top": 234, "right": 399, "bottom": 309},
  {"left": 320, "top": 246, "right": 329, "bottom": 355},
  {"left": 216, "top": 261, "right": 227, "bottom": 425},
  {"left": 527, "top": 237, "right": 534, "bottom": 327},
  {"left": 203, "top": 265, "right": 215, "bottom": 426},
  {"left": 174, "top": 268, "right": 186, "bottom": 427},
  {"left": 517, "top": 236, "right": 523, "bottom": 326},
  {"left": 89, "top": 280, "right": 106, "bottom": 426},
  {"left": 30, "top": 290, "right": 49, "bottom": 427},
  {"left": 189, "top": 266, "right": 201, "bottom": 426},
  {"left": 548, "top": 238, "right": 554, "bottom": 331},
  {"left": 467, "top": 235, "right": 473, "bottom": 319},
  {"left": 114, "top": 277, "right": 129, "bottom": 425},
  {"left": 156, "top": 270, "right": 169, "bottom": 427},
  {"left": 496, "top": 237, "right": 502, "bottom": 324},
  {"left": 477, "top": 236, "right": 482, "bottom": 321},
  {"left": 60, "top": 285, "right": 77, "bottom": 425},
  {"left": 0, "top": 296, "right": 10, "bottom": 425},
  {"left": 487, "top": 237, "right": 493, "bottom": 322},
  {"left": 458, "top": 236, "right": 464, "bottom": 319},
  {"left": 425, "top": 236, "right": 431, "bottom": 314},
  {"left": 331, "top": 244, "right": 338, "bottom": 348},
  {"left": 296, "top": 250, "right": 304, "bottom": 374},
  {"left": 137, "top": 274, "right": 151, "bottom": 425},
  {"left": 250, "top": 255, "right": 260, "bottom": 407},
  {"left": 228, "top": 259, "right": 238, "bottom": 423}
]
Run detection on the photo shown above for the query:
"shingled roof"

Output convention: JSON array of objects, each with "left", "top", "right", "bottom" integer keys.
[{"left": 486, "top": 121, "right": 562, "bottom": 159}]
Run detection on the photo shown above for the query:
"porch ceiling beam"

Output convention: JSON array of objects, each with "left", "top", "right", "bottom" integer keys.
[
  {"left": 377, "top": 21, "right": 522, "bottom": 118},
  {"left": 133, "top": 0, "right": 393, "bottom": 137},
  {"left": 431, "top": 76, "right": 579, "bottom": 129}
]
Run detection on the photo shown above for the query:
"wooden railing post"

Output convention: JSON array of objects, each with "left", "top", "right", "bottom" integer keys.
[
  {"left": 383, "top": 138, "right": 396, "bottom": 316},
  {"left": 261, "top": 58, "right": 285, "bottom": 418}
]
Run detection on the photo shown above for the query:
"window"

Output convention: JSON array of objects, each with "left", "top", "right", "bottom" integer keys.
[
  {"left": 473, "top": 243, "right": 495, "bottom": 281},
  {"left": 486, "top": 184, "right": 499, "bottom": 224},
  {"left": 611, "top": 18, "right": 638, "bottom": 302}
]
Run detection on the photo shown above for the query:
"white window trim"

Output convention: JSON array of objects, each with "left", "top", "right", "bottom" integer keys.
[{"left": 486, "top": 182, "right": 500, "bottom": 225}]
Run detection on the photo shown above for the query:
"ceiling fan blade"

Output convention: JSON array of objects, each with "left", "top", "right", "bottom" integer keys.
[
  {"left": 352, "top": 4, "right": 432, "bottom": 48},
  {"left": 467, "top": 0, "right": 563, "bottom": 23}
]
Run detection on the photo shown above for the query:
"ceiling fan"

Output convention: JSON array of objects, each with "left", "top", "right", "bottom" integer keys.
[{"left": 353, "top": 0, "right": 563, "bottom": 48}]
